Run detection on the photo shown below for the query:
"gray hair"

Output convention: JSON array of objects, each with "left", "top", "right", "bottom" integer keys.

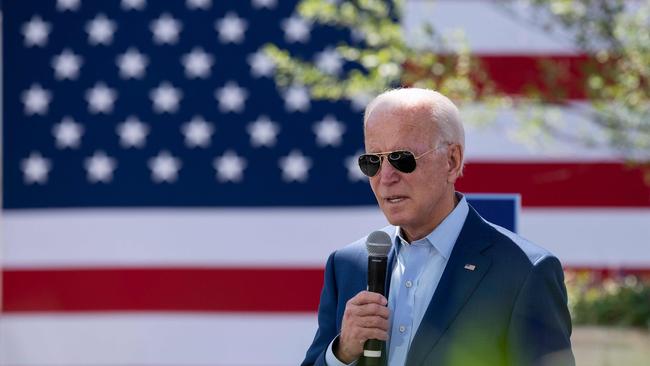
[{"left": 363, "top": 88, "right": 465, "bottom": 156}]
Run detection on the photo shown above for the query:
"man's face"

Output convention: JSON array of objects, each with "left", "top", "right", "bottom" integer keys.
[{"left": 364, "top": 103, "right": 458, "bottom": 241}]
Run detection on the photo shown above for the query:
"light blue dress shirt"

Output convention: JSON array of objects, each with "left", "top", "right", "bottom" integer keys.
[{"left": 326, "top": 195, "right": 469, "bottom": 366}]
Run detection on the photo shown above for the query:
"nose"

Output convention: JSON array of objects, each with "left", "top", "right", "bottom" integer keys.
[{"left": 376, "top": 156, "right": 399, "bottom": 184}]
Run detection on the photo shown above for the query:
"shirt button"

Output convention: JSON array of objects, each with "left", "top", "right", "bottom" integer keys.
[
  {"left": 405, "top": 280, "right": 412, "bottom": 288},
  {"left": 399, "top": 325, "right": 406, "bottom": 333}
]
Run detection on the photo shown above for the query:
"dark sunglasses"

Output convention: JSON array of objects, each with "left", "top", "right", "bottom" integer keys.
[{"left": 358, "top": 148, "right": 439, "bottom": 177}]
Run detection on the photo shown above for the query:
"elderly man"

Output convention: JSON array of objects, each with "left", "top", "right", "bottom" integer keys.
[{"left": 302, "top": 88, "right": 574, "bottom": 366}]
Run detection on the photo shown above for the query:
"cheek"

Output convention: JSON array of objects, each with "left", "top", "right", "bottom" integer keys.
[
  {"left": 406, "top": 172, "right": 439, "bottom": 200},
  {"left": 369, "top": 178, "right": 381, "bottom": 195},
  {"left": 369, "top": 176, "right": 378, "bottom": 188}
]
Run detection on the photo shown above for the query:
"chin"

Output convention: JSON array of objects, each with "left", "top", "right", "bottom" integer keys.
[{"left": 383, "top": 211, "right": 410, "bottom": 228}]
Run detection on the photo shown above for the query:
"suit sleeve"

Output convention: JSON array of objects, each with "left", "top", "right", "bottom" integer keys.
[
  {"left": 301, "top": 251, "right": 340, "bottom": 366},
  {"left": 507, "top": 256, "right": 575, "bottom": 366}
]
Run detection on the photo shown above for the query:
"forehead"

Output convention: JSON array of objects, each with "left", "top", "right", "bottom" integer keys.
[{"left": 364, "top": 103, "right": 436, "bottom": 150}]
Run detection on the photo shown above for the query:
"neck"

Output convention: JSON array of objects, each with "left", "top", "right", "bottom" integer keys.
[{"left": 401, "top": 191, "right": 459, "bottom": 242}]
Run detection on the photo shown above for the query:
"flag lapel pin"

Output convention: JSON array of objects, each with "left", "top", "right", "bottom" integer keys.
[{"left": 464, "top": 264, "right": 476, "bottom": 271}]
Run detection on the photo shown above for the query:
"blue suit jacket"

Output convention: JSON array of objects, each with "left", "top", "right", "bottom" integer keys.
[{"left": 302, "top": 206, "right": 574, "bottom": 366}]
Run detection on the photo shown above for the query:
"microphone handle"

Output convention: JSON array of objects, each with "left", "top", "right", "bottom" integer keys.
[
  {"left": 364, "top": 256, "right": 387, "bottom": 364},
  {"left": 367, "top": 256, "right": 387, "bottom": 294}
]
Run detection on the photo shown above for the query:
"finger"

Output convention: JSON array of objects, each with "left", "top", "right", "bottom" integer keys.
[
  {"left": 348, "top": 291, "right": 388, "bottom": 306},
  {"left": 351, "top": 303, "right": 390, "bottom": 319},
  {"left": 345, "top": 327, "right": 387, "bottom": 344},
  {"left": 358, "top": 315, "right": 390, "bottom": 331},
  {"left": 359, "top": 328, "right": 389, "bottom": 342}
]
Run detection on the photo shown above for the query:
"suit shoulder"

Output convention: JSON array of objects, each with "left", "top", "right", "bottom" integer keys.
[
  {"left": 485, "top": 221, "right": 557, "bottom": 267},
  {"left": 337, "top": 236, "right": 366, "bottom": 255},
  {"left": 333, "top": 225, "right": 394, "bottom": 262}
]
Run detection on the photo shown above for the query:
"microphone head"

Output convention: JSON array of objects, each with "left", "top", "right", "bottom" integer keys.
[{"left": 366, "top": 231, "right": 392, "bottom": 257}]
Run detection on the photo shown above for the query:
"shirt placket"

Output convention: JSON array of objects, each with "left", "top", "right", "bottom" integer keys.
[{"left": 388, "top": 243, "right": 429, "bottom": 364}]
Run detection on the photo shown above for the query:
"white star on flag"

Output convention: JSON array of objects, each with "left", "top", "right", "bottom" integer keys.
[
  {"left": 215, "top": 82, "right": 248, "bottom": 113},
  {"left": 121, "top": 0, "right": 146, "bottom": 11},
  {"left": 247, "top": 115, "right": 280, "bottom": 147},
  {"left": 116, "top": 48, "right": 148, "bottom": 79},
  {"left": 350, "top": 92, "right": 373, "bottom": 112},
  {"left": 86, "top": 82, "right": 117, "bottom": 114},
  {"left": 351, "top": 28, "right": 366, "bottom": 43},
  {"left": 116, "top": 116, "right": 149, "bottom": 148},
  {"left": 279, "top": 150, "right": 312, "bottom": 182},
  {"left": 148, "top": 151, "right": 182, "bottom": 183},
  {"left": 86, "top": 14, "right": 117, "bottom": 45},
  {"left": 213, "top": 150, "right": 247, "bottom": 182},
  {"left": 182, "top": 48, "right": 214, "bottom": 79},
  {"left": 187, "top": 0, "right": 212, "bottom": 10},
  {"left": 57, "top": 0, "right": 80, "bottom": 11},
  {"left": 150, "top": 82, "right": 182, "bottom": 113},
  {"left": 85, "top": 151, "right": 117, "bottom": 183},
  {"left": 52, "top": 117, "right": 84, "bottom": 149},
  {"left": 21, "top": 152, "right": 52, "bottom": 184},
  {"left": 181, "top": 116, "right": 215, "bottom": 148},
  {"left": 22, "top": 16, "right": 51, "bottom": 47},
  {"left": 315, "top": 47, "right": 343, "bottom": 75},
  {"left": 283, "top": 85, "right": 311, "bottom": 112},
  {"left": 215, "top": 12, "right": 247, "bottom": 44},
  {"left": 345, "top": 151, "right": 367, "bottom": 182},
  {"left": 51, "top": 49, "right": 83, "bottom": 80},
  {"left": 151, "top": 13, "right": 182, "bottom": 45},
  {"left": 22, "top": 84, "right": 52, "bottom": 115},
  {"left": 248, "top": 49, "right": 275, "bottom": 78},
  {"left": 252, "top": 0, "right": 277, "bottom": 9},
  {"left": 313, "top": 115, "right": 346, "bottom": 147},
  {"left": 282, "top": 15, "right": 311, "bottom": 43}
]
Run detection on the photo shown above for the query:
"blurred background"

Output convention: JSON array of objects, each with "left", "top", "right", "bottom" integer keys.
[{"left": 1, "top": 0, "right": 649, "bottom": 365}]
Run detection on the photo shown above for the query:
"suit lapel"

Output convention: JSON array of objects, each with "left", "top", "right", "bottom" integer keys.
[
  {"left": 405, "top": 208, "right": 493, "bottom": 366},
  {"left": 385, "top": 241, "right": 397, "bottom": 296},
  {"left": 382, "top": 227, "right": 399, "bottom": 366},
  {"left": 381, "top": 225, "right": 399, "bottom": 298}
]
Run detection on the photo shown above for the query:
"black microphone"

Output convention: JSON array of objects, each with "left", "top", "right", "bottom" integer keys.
[{"left": 364, "top": 231, "right": 392, "bottom": 365}]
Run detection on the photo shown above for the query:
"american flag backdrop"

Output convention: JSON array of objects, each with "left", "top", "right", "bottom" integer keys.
[{"left": 1, "top": 0, "right": 649, "bottom": 365}]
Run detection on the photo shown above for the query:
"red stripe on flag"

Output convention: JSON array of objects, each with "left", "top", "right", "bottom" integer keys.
[
  {"left": 406, "top": 54, "right": 592, "bottom": 99},
  {"left": 478, "top": 54, "right": 591, "bottom": 100},
  {"left": 2, "top": 268, "right": 323, "bottom": 313},
  {"left": 3, "top": 266, "right": 650, "bottom": 312},
  {"left": 459, "top": 162, "right": 650, "bottom": 207},
  {"left": 565, "top": 266, "right": 650, "bottom": 280}
]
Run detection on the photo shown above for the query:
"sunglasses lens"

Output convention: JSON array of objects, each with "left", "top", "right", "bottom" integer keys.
[
  {"left": 367, "top": 155, "right": 381, "bottom": 164},
  {"left": 389, "top": 151, "right": 416, "bottom": 173},
  {"left": 358, "top": 154, "right": 380, "bottom": 177},
  {"left": 358, "top": 151, "right": 419, "bottom": 177}
]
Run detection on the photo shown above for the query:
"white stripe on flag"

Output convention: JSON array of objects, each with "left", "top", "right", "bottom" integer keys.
[
  {"left": 1, "top": 207, "right": 386, "bottom": 268},
  {"left": 403, "top": 0, "right": 580, "bottom": 53},
  {"left": 522, "top": 208, "right": 650, "bottom": 267},
  {"left": 0, "top": 313, "right": 317, "bottom": 366},
  {"left": 3, "top": 208, "right": 650, "bottom": 267},
  {"left": 461, "top": 103, "right": 620, "bottom": 162}
]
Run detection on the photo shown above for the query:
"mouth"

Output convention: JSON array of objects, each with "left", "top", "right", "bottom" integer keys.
[{"left": 384, "top": 195, "right": 408, "bottom": 204}]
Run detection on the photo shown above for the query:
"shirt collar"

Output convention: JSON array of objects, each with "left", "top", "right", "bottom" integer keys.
[{"left": 394, "top": 192, "right": 469, "bottom": 260}]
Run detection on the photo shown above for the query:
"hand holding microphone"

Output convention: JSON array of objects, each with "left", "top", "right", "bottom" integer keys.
[{"left": 335, "top": 231, "right": 392, "bottom": 364}]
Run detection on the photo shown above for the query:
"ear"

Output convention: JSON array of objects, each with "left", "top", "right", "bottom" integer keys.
[{"left": 447, "top": 144, "right": 464, "bottom": 184}]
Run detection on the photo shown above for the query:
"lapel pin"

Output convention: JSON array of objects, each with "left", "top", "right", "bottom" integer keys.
[{"left": 464, "top": 264, "right": 476, "bottom": 271}]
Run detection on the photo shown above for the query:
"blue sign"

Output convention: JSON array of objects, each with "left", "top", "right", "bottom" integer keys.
[{"left": 467, "top": 194, "right": 520, "bottom": 233}]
